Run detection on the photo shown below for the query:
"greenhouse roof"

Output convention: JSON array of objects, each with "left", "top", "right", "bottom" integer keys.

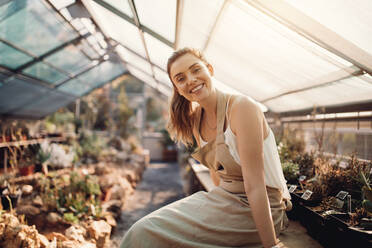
[{"left": 1, "top": 0, "right": 372, "bottom": 119}]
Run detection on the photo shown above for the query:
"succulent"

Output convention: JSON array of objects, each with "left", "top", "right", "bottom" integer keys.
[
  {"left": 282, "top": 161, "right": 299, "bottom": 183},
  {"left": 360, "top": 171, "right": 372, "bottom": 215}
]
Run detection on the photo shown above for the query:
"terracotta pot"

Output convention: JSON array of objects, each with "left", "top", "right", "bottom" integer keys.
[{"left": 19, "top": 164, "right": 35, "bottom": 176}]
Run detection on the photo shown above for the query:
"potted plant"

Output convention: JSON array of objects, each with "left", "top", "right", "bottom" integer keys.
[
  {"left": 36, "top": 142, "right": 51, "bottom": 175},
  {"left": 160, "top": 129, "right": 177, "bottom": 162},
  {"left": 282, "top": 161, "right": 299, "bottom": 184},
  {"left": 18, "top": 147, "right": 35, "bottom": 176}
]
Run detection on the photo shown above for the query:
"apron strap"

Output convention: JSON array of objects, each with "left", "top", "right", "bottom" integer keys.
[{"left": 216, "top": 90, "right": 230, "bottom": 145}]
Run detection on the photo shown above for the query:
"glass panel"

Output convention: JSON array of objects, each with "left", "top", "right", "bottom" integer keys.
[
  {"left": 58, "top": 60, "right": 126, "bottom": 96},
  {"left": 103, "top": 0, "right": 133, "bottom": 18},
  {"left": 144, "top": 33, "right": 174, "bottom": 70},
  {"left": 0, "top": 0, "right": 78, "bottom": 57},
  {"left": 204, "top": 1, "right": 341, "bottom": 101},
  {"left": 87, "top": 0, "right": 146, "bottom": 57},
  {"left": 178, "top": 0, "right": 224, "bottom": 50},
  {"left": 286, "top": 0, "right": 372, "bottom": 55},
  {"left": 135, "top": 0, "right": 176, "bottom": 42},
  {"left": 13, "top": 90, "right": 75, "bottom": 118},
  {"left": 266, "top": 76, "right": 372, "bottom": 112},
  {"left": 0, "top": 41, "right": 33, "bottom": 69},
  {"left": 116, "top": 45, "right": 152, "bottom": 75},
  {"left": 44, "top": 44, "right": 91, "bottom": 74},
  {"left": 0, "top": 76, "right": 50, "bottom": 114},
  {"left": 22, "top": 62, "right": 69, "bottom": 84}
]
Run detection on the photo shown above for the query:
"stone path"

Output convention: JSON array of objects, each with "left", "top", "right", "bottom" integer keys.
[{"left": 111, "top": 162, "right": 185, "bottom": 246}]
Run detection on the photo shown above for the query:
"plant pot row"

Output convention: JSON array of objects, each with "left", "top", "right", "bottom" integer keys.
[{"left": 288, "top": 192, "right": 372, "bottom": 247}]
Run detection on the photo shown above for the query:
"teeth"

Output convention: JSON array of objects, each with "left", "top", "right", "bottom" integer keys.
[{"left": 191, "top": 84, "right": 203, "bottom": 93}]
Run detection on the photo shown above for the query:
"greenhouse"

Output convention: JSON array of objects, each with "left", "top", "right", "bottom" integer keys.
[{"left": 0, "top": 0, "right": 371, "bottom": 247}]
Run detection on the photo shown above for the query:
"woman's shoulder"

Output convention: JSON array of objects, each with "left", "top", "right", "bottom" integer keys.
[{"left": 229, "top": 94, "right": 260, "bottom": 114}]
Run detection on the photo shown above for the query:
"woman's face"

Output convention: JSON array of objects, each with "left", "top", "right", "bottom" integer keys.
[{"left": 169, "top": 53, "right": 214, "bottom": 102}]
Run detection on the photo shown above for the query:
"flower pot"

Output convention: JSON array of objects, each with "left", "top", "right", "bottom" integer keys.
[
  {"left": 19, "top": 164, "right": 35, "bottom": 176},
  {"left": 327, "top": 213, "right": 372, "bottom": 247},
  {"left": 162, "top": 149, "right": 178, "bottom": 162}
]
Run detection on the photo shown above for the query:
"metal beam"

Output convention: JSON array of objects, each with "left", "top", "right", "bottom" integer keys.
[
  {"left": 55, "top": 42, "right": 121, "bottom": 88},
  {"left": 245, "top": 0, "right": 372, "bottom": 75},
  {"left": 277, "top": 100, "right": 372, "bottom": 117},
  {"left": 202, "top": 0, "right": 230, "bottom": 52},
  {"left": 262, "top": 66, "right": 363, "bottom": 103},
  {"left": 13, "top": 33, "right": 89, "bottom": 72},
  {"left": 127, "top": 0, "right": 159, "bottom": 87},
  {"left": 174, "top": 0, "right": 184, "bottom": 49},
  {"left": 92, "top": 0, "right": 173, "bottom": 47},
  {"left": 280, "top": 115, "right": 372, "bottom": 124}
]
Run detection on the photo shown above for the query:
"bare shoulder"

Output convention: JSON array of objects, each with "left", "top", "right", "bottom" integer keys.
[
  {"left": 230, "top": 95, "right": 261, "bottom": 117},
  {"left": 228, "top": 95, "right": 262, "bottom": 134}
]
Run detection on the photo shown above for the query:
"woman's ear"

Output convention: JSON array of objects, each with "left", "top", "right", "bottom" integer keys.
[{"left": 207, "top": 64, "right": 214, "bottom": 76}]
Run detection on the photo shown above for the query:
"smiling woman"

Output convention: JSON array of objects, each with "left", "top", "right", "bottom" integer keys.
[{"left": 120, "top": 48, "right": 291, "bottom": 248}]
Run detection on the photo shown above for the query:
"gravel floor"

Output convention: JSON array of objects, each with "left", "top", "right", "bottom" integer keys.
[{"left": 111, "top": 162, "right": 185, "bottom": 246}]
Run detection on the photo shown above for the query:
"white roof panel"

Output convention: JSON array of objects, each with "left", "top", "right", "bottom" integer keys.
[
  {"left": 135, "top": 0, "right": 176, "bottom": 42},
  {"left": 144, "top": 32, "right": 174, "bottom": 70},
  {"left": 85, "top": 0, "right": 146, "bottom": 57},
  {"left": 205, "top": 0, "right": 343, "bottom": 101},
  {"left": 178, "top": 0, "right": 225, "bottom": 50},
  {"left": 286, "top": 0, "right": 372, "bottom": 56},
  {"left": 116, "top": 45, "right": 152, "bottom": 75},
  {"left": 266, "top": 75, "right": 372, "bottom": 112}
]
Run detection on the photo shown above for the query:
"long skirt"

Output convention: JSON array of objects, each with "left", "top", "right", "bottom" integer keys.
[{"left": 120, "top": 186, "right": 288, "bottom": 248}]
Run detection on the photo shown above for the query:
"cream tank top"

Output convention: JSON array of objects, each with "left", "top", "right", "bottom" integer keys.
[{"left": 200, "top": 98, "right": 291, "bottom": 200}]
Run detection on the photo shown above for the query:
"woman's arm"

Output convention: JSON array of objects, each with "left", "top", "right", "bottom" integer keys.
[{"left": 230, "top": 96, "right": 278, "bottom": 248}]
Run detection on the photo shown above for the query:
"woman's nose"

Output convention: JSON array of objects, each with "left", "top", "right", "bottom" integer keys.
[{"left": 188, "top": 76, "right": 197, "bottom": 85}]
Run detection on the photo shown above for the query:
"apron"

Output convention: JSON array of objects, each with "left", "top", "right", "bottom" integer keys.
[{"left": 120, "top": 90, "right": 289, "bottom": 248}]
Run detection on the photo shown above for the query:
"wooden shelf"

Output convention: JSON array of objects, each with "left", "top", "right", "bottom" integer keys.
[{"left": 0, "top": 137, "right": 66, "bottom": 148}]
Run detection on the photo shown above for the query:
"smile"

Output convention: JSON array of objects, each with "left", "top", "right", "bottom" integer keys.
[{"left": 190, "top": 84, "right": 204, "bottom": 93}]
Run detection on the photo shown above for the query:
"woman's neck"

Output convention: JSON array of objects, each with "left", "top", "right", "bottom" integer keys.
[{"left": 199, "top": 88, "right": 218, "bottom": 119}]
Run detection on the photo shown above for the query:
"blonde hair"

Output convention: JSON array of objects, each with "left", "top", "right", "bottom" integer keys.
[{"left": 166, "top": 48, "right": 209, "bottom": 147}]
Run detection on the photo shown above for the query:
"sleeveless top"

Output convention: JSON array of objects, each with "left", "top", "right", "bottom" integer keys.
[{"left": 192, "top": 90, "right": 291, "bottom": 200}]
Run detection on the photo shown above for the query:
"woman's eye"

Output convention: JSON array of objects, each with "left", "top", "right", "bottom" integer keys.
[
  {"left": 177, "top": 77, "right": 185, "bottom": 82},
  {"left": 193, "top": 68, "right": 200, "bottom": 73}
]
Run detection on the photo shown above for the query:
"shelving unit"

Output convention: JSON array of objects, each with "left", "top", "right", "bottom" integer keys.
[{"left": 0, "top": 136, "right": 66, "bottom": 174}]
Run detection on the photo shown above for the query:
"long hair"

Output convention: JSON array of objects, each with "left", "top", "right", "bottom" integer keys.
[{"left": 166, "top": 48, "right": 209, "bottom": 147}]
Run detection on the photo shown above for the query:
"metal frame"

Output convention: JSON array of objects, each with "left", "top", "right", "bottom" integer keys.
[
  {"left": 92, "top": 0, "right": 173, "bottom": 47},
  {"left": 262, "top": 66, "right": 364, "bottom": 103},
  {"left": 275, "top": 100, "right": 372, "bottom": 118},
  {"left": 202, "top": 0, "right": 230, "bottom": 52},
  {"left": 0, "top": 0, "right": 134, "bottom": 120},
  {"left": 84, "top": 0, "right": 173, "bottom": 94},
  {"left": 174, "top": 0, "right": 184, "bottom": 49},
  {"left": 14, "top": 33, "right": 89, "bottom": 72}
]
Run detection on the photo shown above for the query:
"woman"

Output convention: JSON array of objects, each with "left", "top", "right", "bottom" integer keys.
[{"left": 120, "top": 48, "right": 291, "bottom": 248}]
